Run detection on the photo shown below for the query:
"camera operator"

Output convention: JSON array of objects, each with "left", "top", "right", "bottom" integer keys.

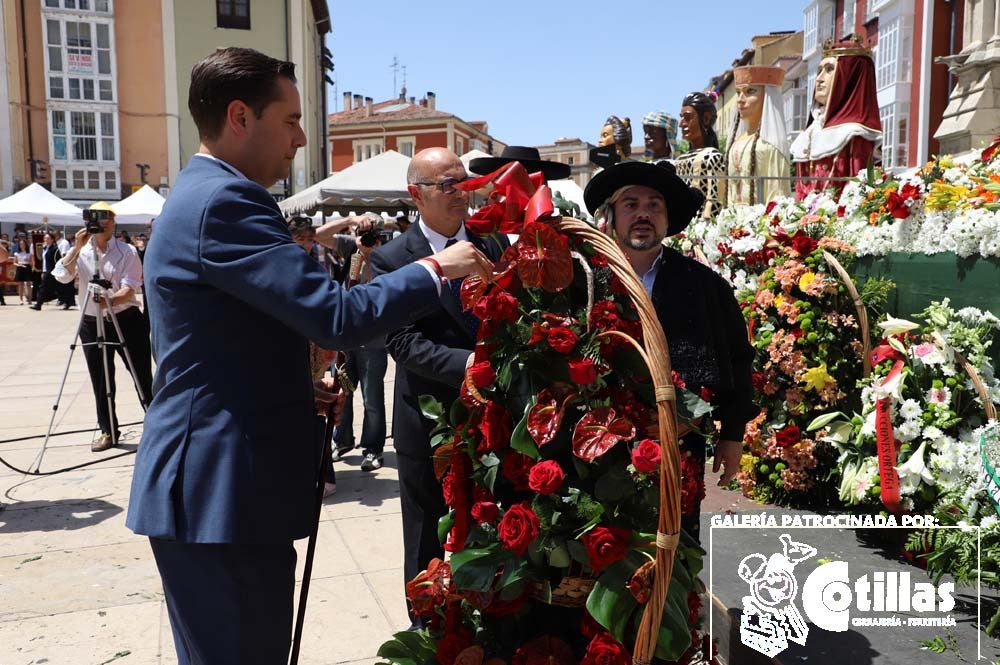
[{"left": 53, "top": 202, "right": 154, "bottom": 452}]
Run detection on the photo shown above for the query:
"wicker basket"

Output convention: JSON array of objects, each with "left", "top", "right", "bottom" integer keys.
[
  {"left": 532, "top": 573, "right": 597, "bottom": 608},
  {"left": 822, "top": 250, "right": 872, "bottom": 377},
  {"left": 552, "top": 217, "right": 682, "bottom": 665}
]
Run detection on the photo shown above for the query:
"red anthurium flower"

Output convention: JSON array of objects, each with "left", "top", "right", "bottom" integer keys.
[
  {"left": 572, "top": 407, "right": 636, "bottom": 462},
  {"left": 476, "top": 401, "right": 512, "bottom": 453},
  {"left": 460, "top": 274, "right": 489, "bottom": 311},
  {"left": 527, "top": 385, "right": 578, "bottom": 447},
  {"left": 514, "top": 221, "right": 574, "bottom": 292}
]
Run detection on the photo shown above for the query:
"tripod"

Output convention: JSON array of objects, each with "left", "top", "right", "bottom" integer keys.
[{"left": 31, "top": 238, "right": 149, "bottom": 473}]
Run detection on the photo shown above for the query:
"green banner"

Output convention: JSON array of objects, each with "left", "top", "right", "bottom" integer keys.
[{"left": 982, "top": 425, "right": 1000, "bottom": 516}]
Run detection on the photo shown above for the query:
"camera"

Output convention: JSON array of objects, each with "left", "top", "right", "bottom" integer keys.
[
  {"left": 358, "top": 219, "right": 387, "bottom": 247},
  {"left": 83, "top": 209, "right": 111, "bottom": 234}
]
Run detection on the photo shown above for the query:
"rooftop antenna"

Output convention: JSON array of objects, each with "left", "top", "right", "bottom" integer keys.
[{"left": 390, "top": 55, "right": 401, "bottom": 97}]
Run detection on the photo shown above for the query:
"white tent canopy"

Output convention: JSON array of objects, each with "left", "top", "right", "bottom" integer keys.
[
  {"left": 111, "top": 184, "right": 165, "bottom": 225},
  {"left": 319, "top": 150, "right": 412, "bottom": 211},
  {"left": 279, "top": 150, "right": 413, "bottom": 216},
  {"left": 0, "top": 183, "right": 83, "bottom": 225}
]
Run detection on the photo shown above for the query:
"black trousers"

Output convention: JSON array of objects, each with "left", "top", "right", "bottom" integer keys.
[
  {"left": 397, "top": 450, "right": 446, "bottom": 617},
  {"left": 80, "top": 306, "right": 153, "bottom": 436},
  {"left": 149, "top": 538, "right": 296, "bottom": 665},
  {"left": 34, "top": 272, "right": 58, "bottom": 305}
]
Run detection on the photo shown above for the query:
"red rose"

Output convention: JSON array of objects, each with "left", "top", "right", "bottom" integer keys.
[
  {"left": 582, "top": 525, "right": 631, "bottom": 571},
  {"left": 501, "top": 451, "right": 534, "bottom": 490},
  {"left": 699, "top": 386, "right": 714, "bottom": 402},
  {"left": 477, "top": 401, "right": 512, "bottom": 453},
  {"left": 471, "top": 501, "right": 499, "bottom": 524},
  {"left": 468, "top": 361, "right": 496, "bottom": 388},
  {"left": 631, "top": 439, "right": 661, "bottom": 473},
  {"left": 496, "top": 502, "right": 540, "bottom": 556},
  {"left": 546, "top": 326, "right": 579, "bottom": 354},
  {"left": 791, "top": 234, "right": 818, "bottom": 256},
  {"left": 791, "top": 327, "right": 804, "bottom": 339},
  {"left": 568, "top": 357, "right": 598, "bottom": 385},
  {"left": 527, "top": 460, "right": 565, "bottom": 495},
  {"left": 474, "top": 289, "right": 520, "bottom": 324},
  {"left": 512, "top": 635, "right": 576, "bottom": 665},
  {"left": 670, "top": 370, "right": 686, "bottom": 390},
  {"left": 680, "top": 451, "right": 706, "bottom": 516},
  {"left": 589, "top": 300, "right": 620, "bottom": 330},
  {"left": 581, "top": 632, "right": 630, "bottom": 665},
  {"left": 751, "top": 371, "right": 768, "bottom": 391},
  {"left": 887, "top": 191, "right": 910, "bottom": 219},
  {"left": 775, "top": 424, "right": 801, "bottom": 448},
  {"left": 836, "top": 205, "right": 846, "bottom": 218}
]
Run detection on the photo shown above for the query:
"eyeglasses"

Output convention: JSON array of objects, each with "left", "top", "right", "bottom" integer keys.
[{"left": 413, "top": 176, "right": 470, "bottom": 196}]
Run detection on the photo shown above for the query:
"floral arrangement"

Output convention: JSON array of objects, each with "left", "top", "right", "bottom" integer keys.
[
  {"left": 377, "top": 165, "right": 717, "bottom": 665},
  {"left": 733, "top": 205, "right": 866, "bottom": 507},
  {"left": 811, "top": 300, "right": 1000, "bottom": 515}
]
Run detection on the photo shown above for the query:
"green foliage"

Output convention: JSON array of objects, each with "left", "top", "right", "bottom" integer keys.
[{"left": 859, "top": 276, "right": 895, "bottom": 316}]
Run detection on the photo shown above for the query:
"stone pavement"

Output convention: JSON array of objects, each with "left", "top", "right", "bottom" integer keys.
[{"left": 0, "top": 301, "right": 412, "bottom": 665}]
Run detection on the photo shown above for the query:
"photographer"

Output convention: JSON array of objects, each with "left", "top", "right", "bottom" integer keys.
[{"left": 53, "top": 202, "right": 154, "bottom": 452}]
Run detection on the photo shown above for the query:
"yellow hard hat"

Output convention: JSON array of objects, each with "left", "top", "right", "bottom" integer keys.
[{"left": 89, "top": 201, "right": 114, "bottom": 212}]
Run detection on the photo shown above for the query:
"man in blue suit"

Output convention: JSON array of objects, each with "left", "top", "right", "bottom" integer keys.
[{"left": 125, "top": 48, "right": 491, "bottom": 665}]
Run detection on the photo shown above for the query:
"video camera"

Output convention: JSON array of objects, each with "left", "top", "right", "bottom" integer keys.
[
  {"left": 358, "top": 220, "right": 392, "bottom": 248},
  {"left": 83, "top": 208, "right": 112, "bottom": 234}
]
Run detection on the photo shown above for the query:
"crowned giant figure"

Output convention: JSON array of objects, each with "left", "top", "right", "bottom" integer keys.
[
  {"left": 790, "top": 37, "right": 882, "bottom": 200},
  {"left": 725, "top": 65, "right": 791, "bottom": 206}
]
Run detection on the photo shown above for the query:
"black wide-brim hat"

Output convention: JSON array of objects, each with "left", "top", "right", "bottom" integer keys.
[
  {"left": 469, "top": 146, "right": 572, "bottom": 182},
  {"left": 584, "top": 160, "right": 705, "bottom": 236}
]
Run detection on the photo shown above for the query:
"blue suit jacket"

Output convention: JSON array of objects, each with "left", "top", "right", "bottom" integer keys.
[{"left": 126, "top": 155, "right": 439, "bottom": 543}]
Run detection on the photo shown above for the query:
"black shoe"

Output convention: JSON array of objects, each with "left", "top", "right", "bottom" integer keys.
[
  {"left": 332, "top": 440, "right": 355, "bottom": 461},
  {"left": 61, "top": 304, "right": 70, "bottom": 310},
  {"left": 30, "top": 304, "right": 41, "bottom": 310},
  {"left": 361, "top": 452, "right": 383, "bottom": 472}
]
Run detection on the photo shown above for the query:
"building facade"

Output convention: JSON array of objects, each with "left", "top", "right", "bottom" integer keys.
[
  {"left": 327, "top": 91, "right": 505, "bottom": 173},
  {"left": 535, "top": 137, "right": 595, "bottom": 189},
  {"left": 2, "top": 0, "right": 330, "bottom": 204},
  {"left": 802, "top": 0, "right": 966, "bottom": 170}
]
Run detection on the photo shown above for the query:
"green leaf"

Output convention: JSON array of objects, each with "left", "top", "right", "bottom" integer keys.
[
  {"left": 418, "top": 395, "right": 443, "bottom": 421},
  {"left": 548, "top": 544, "right": 571, "bottom": 568},
  {"left": 679, "top": 390, "right": 714, "bottom": 421},
  {"left": 437, "top": 511, "right": 456, "bottom": 546},
  {"left": 511, "top": 407, "right": 541, "bottom": 460},
  {"left": 807, "top": 411, "right": 844, "bottom": 431},
  {"left": 567, "top": 538, "right": 590, "bottom": 565},
  {"left": 448, "top": 398, "right": 469, "bottom": 427},
  {"left": 654, "top": 576, "right": 695, "bottom": 661},
  {"left": 450, "top": 546, "right": 505, "bottom": 592},
  {"left": 480, "top": 452, "right": 501, "bottom": 468},
  {"left": 594, "top": 465, "right": 633, "bottom": 503},
  {"left": 586, "top": 552, "right": 645, "bottom": 641},
  {"left": 483, "top": 465, "right": 499, "bottom": 493}
]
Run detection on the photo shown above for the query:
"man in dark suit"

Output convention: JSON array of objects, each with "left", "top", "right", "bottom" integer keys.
[
  {"left": 370, "top": 148, "right": 507, "bottom": 625},
  {"left": 30, "top": 232, "right": 60, "bottom": 310},
  {"left": 125, "top": 49, "right": 491, "bottom": 665}
]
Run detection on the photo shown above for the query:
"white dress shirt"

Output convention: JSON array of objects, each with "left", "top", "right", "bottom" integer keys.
[{"left": 52, "top": 238, "right": 143, "bottom": 317}]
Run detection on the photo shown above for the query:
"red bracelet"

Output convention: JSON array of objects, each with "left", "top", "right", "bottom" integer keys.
[{"left": 421, "top": 257, "right": 444, "bottom": 280}]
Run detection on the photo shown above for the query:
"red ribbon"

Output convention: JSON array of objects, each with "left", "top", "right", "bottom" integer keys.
[
  {"left": 875, "top": 359, "right": 904, "bottom": 513},
  {"left": 870, "top": 342, "right": 904, "bottom": 367},
  {"left": 459, "top": 162, "right": 554, "bottom": 235}
]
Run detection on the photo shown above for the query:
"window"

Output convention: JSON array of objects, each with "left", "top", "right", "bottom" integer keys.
[
  {"left": 567, "top": 156, "right": 574, "bottom": 165},
  {"left": 396, "top": 136, "right": 415, "bottom": 158},
  {"left": 879, "top": 102, "right": 910, "bottom": 170},
  {"left": 819, "top": 1, "right": 835, "bottom": 44},
  {"left": 804, "top": 2, "right": 819, "bottom": 54},
  {"left": 45, "top": 0, "right": 111, "bottom": 10},
  {"left": 217, "top": 0, "right": 251, "bottom": 30},
  {"left": 843, "top": 0, "right": 856, "bottom": 36},
  {"left": 44, "top": 14, "right": 115, "bottom": 103},
  {"left": 51, "top": 110, "right": 67, "bottom": 159},
  {"left": 876, "top": 16, "right": 898, "bottom": 89},
  {"left": 71, "top": 111, "right": 97, "bottom": 160},
  {"left": 353, "top": 139, "right": 383, "bottom": 163},
  {"left": 868, "top": 0, "right": 891, "bottom": 20},
  {"left": 456, "top": 136, "right": 465, "bottom": 156},
  {"left": 785, "top": 87, "right": 809, "bottom": 137},
  {"left": 49, "top": 108, "right": 118, "bottom": 194}
]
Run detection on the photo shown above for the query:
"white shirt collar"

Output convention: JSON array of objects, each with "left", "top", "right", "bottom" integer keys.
[
  {"left": 193, "top": 152, "right": 249, "bottom": 181},
  {"left": 418, "top": 219, "right": 468, "bottom": 254}
]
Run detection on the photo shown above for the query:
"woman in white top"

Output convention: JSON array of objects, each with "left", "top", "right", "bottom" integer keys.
[{"left": 13, "top": 238, "right": 34, "bottom": 305}]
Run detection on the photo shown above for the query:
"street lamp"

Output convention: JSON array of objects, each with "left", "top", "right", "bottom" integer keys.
[{"left": 135, "top": 163, "right": 150, "bottom": 184}]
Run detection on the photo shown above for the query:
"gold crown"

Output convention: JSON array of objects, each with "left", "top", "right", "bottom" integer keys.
[{"left": 822, "top": 35, "right": 873, "bottom": 58}]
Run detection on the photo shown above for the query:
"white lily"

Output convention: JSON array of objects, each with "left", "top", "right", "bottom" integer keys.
[
  {"left": 871, "top": 366, "right": 905, "bottom": 401},
  {"left": 879, "top": 316, "right": 920, "bottom": 336},
  {"left": 894, "top": 440, "right": 935, "bottom": 495}
]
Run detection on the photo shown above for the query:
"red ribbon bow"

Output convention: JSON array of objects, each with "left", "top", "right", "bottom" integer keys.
[{"left": 459, "top": 161, "right": 554, "bottom": 235}]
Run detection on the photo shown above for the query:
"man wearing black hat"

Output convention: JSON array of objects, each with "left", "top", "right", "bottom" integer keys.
[
  {"left": 584, "top": 160, "right": 757, "bottom": 542},
  {"left": 468, "top": 145, "right": 570, "bottom": 181}
]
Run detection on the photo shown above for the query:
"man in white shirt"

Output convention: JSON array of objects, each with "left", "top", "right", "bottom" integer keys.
[
  {"left": 53, "top": 231, "right": 77, "bottom": 309},
  {"left": 53, "top": 203, "right": 153, "bottom": 452}
]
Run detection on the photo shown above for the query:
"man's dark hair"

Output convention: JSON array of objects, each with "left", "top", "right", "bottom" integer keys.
[{"left": 189, "top": 47, "right": 297, "bottom": 141}]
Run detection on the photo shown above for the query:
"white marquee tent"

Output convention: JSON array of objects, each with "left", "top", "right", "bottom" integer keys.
[
  {"left": 111, "top": 184, "right": 165, "bottom": 225},
  {"left": 0, "top": 183, "right": 83, "bottom": 225},
  {"left": 279, "top": 150, "right": 413, "bottom": 216}
]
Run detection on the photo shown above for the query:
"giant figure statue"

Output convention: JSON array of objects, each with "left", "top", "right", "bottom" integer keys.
[
  {"left": 725, "top": 65, "right": 790, "bottom": 206},
  {"left": 599, "top": 115, "right": 632, "bottom": 161},
  {"left": 674, "top": 91, "right": 726, "bottom": 219},
  {"left": 790, "top": 37, "right": 882, "bottom": 200}
]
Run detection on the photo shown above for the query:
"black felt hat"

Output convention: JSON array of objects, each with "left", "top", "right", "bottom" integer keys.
[
  {"left": 469, "top": 146, "right": 572, "bottom": 181},
  {"left": 583, "top": 160, "right": 704, "bottom": 236}
]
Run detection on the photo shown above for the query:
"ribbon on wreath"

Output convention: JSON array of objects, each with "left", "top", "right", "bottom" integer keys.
[
  {"left": 871, "top": 342, "right": 906, "bottom": 513},
  {"left": 981, "top": 425, "right": 1000, "bottom": 516},
  {"left": 458, "top": 162, "right": 554, "bottom": 235}
]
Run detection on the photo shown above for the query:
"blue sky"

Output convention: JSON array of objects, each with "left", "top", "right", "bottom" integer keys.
[{"left": 325, "top": 0, "right": 808, "bottom": 147}]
